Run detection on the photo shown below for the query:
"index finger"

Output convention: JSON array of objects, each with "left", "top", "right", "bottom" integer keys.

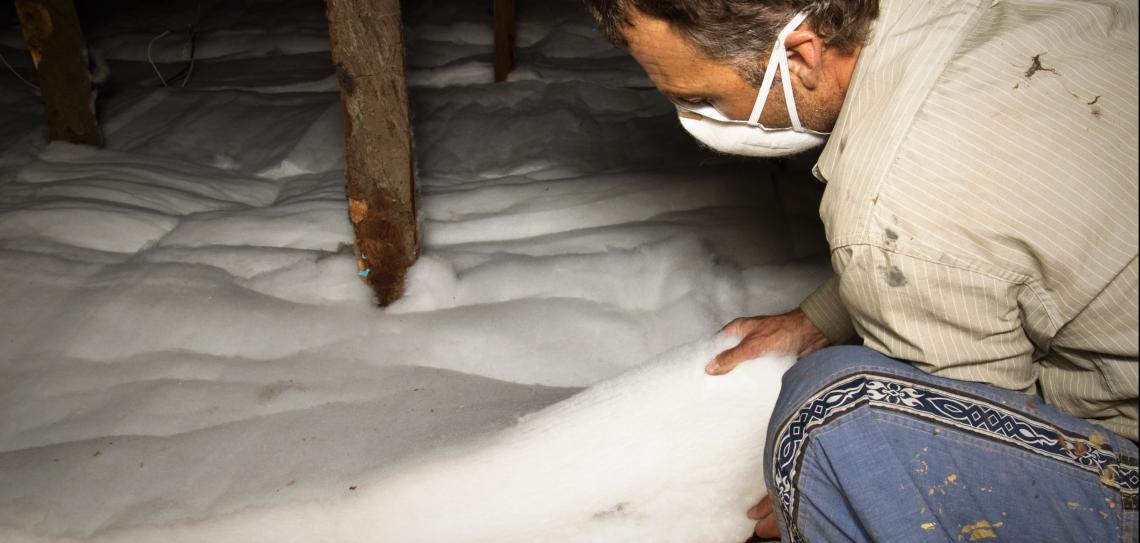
[{"left": 705, "top": 341, "right": 757, "bottom": 375}]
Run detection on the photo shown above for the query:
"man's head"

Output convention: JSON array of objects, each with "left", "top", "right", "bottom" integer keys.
[{"left": 584, "top": 0, "right": 877, "bottom": 132}]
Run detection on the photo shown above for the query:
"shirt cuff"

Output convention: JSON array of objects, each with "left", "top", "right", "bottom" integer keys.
[{"left": 800, "top": 275, "right": 856, "bottom": 345}]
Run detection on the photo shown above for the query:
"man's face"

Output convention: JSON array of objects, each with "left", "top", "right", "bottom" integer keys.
[
  {"left": 622, "top": 12, "right": 796, "bottom": 128},
  {"left": 621, "top": 11, "right": 857, "bottom": 133}
]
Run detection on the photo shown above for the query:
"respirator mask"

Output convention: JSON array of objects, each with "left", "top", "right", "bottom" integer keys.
[{"left": 676, "top": 12, "right": 828, "bottom": 157}]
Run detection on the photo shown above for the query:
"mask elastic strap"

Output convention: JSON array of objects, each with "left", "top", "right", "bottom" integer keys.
[
  {"left": 747, "top": 12, "right": 809, "bottom": 129},
  {"left": 746, "top": 43, "right": 782, "bottom": 125}
]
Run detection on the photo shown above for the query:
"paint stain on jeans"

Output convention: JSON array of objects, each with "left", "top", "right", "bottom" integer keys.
[{"left": 960, "top": 519, "right": 1003, "bottom": 540}]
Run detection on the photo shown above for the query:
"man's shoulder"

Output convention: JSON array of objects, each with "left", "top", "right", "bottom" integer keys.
[{"left": 819, "top": 0, "right": 1137, "bottom": 261}]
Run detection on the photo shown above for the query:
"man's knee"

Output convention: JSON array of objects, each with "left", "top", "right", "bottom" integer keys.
[{"left": 766, "top": 347, "right": 904, "bottom": 468}]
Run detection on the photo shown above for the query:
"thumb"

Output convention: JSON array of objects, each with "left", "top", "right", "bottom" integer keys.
[{"left": 705, "top": 341, "right": 756, "bottom": 376}]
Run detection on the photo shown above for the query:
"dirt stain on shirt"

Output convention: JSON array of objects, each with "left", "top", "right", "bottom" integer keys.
[
  {"left": 1025, "top": 53, "right": 1059, "bottom": 79},
  {"left": 880, "top": 265, "right": 908, "bottom": 288}
]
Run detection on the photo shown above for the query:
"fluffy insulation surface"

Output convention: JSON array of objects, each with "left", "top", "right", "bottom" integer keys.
[
  {"left": 0, "top": 0, "right": 830, "bottom": 540},
  {"left": 1, "top": 339, "right": 793, "bottom": 543}
]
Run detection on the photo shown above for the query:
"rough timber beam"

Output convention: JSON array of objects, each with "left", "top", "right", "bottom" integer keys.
[
  {"left": 326, "top": 0, "right": 419, "bottom": 306},
  {"left": 15, "top": 0, "right": 103, "bottom": 146},
  {"left": 494, "top": 0, "right": 517, "bottom": 82}
]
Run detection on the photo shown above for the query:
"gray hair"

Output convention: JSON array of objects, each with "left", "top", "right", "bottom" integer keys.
[{"left": 583, "top": 0, "right": 879, "bottom": 85}]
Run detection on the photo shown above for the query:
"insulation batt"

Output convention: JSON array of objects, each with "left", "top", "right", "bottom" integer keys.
[
  {"left": 360, "top": 336, "right": 791, "bottom": 543},
  {"left": 0, "top": 336, "right": 791, "bottom": 543}
]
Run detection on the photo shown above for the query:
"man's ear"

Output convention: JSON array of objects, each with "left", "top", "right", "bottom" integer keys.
[{"left": 784, "top": 30, "right": 824, "bottom": 90}]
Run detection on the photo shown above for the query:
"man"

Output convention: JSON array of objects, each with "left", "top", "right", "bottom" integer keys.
[{"left": 584, "top": 0, "right": 1138, "bottom": 540}]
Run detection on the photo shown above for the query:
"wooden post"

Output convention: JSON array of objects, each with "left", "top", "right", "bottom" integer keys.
[
  {"left": 493, "top": 0, "right": 516, "bottom": 82},
  {"left": 14, "top": 0, "right": 103, "bottom": 146},
  {"left": 326, "top": 0, "right": 419, "bottom": 306}
]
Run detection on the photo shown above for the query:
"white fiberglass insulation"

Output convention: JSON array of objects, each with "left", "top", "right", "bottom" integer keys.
[{"left": 0, "top": 0, "right": 831, "bottom": 541}]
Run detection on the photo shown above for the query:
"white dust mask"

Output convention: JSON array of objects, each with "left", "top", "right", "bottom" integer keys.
[{"left": 676, "top": 12, "right": 828, "bottom": 157}]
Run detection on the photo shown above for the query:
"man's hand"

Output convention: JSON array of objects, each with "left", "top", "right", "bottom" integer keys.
[
  {"left": 704, "top": 308, "right": 829, "bottom": 375},
  {"left": 748, "top": 495, "right": 780, "bottom": 539}
]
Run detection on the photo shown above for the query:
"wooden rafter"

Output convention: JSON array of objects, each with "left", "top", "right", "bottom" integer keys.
[
  {"left": 15, "top": 0, "right": 103, "bottom": 146},
  {"left": 494, "top": 0, "right": 516, "bottom": 82},
  {"left": 326, "top": 0, "right": 419, "bottom": 306}
]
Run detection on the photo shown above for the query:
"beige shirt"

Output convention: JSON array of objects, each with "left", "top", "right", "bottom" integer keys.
[{"left": 799, "top": 0, "right": 1139, "bottom": 440}]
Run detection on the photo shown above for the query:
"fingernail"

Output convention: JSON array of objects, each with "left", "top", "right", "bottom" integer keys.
[{"left": 705, "top": 360, "right": 719, "bottom": 374}]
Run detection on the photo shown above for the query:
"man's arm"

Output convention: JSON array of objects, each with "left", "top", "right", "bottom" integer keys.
[{"left": 799, "top": 275, "right": 857, "bottom": 345}]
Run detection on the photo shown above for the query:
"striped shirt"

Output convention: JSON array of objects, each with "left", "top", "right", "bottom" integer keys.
[{"left": 799, "top": 0, "right": 1139, "bottom": 440}]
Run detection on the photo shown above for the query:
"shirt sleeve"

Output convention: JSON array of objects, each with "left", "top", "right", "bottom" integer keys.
[
  {"left": 833, "top": 244, "right": 1039, "bottom": 391},
  {"left": 800, "top": 275, "right": 857, "bottom": 345}
]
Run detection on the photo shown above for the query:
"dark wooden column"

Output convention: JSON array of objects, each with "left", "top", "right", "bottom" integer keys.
[
  {"left": 326, "top": 0, "right": 419, "bottom": 306},
  {"left": 493, "top": 0, "right": 516, "bottom": 82},
  {"left": 15, "top": 0, "right": 103, "bottom": 146}
]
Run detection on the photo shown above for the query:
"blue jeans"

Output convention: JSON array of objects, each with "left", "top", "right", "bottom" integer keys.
[{"left": 764, "top": 346, "right": 1139, "bottom": 542}]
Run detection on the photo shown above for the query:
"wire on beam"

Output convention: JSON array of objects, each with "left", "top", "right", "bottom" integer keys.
[{"left": 0, "top": 50, "right": 41, "bottom": 95}]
